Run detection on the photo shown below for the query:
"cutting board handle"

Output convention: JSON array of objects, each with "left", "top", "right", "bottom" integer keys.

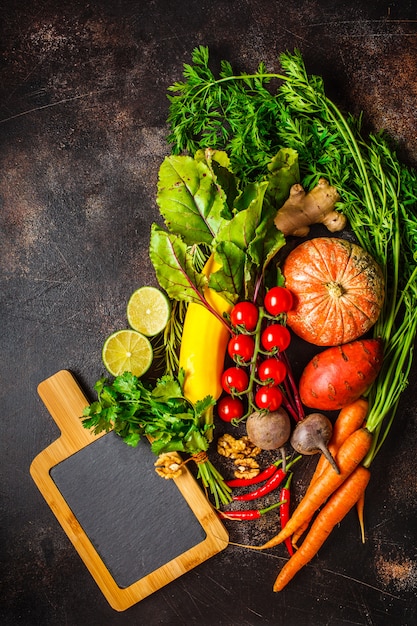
[{"left": 37, "top": 369, "right": 99, "bottom": 449}]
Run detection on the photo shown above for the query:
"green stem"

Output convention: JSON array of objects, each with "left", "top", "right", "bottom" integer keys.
[
  {"left": 188, "top": 72, "right": 287, "bottom": 105},
  {"left": 259, "top": 499, "right": 287, "bottom": 515},
  {"left": 197, "top": 459, "right": 232, "bottom": 507},
  {"left": 323, "top": 97, "right": 378, "bottom": 220}
]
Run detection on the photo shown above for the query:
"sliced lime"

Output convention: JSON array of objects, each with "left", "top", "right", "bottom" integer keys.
[
  {"left": 127, "top": 286, "right": 171, "bottom": 337},
  {"left": 102, "top": 329, "right": 153, "bottom": 377}
]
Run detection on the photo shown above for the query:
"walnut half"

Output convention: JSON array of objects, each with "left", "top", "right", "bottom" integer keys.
[
  {"left": 234, "top": 457, "right": 260, "bottom": 479},
  {"left": 154, "top": 452, "right": 184, "bottom": 479}
]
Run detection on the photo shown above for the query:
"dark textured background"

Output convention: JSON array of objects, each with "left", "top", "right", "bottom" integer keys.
[{"left": 1, "top": 1, "right": 417, "bottom": 624}]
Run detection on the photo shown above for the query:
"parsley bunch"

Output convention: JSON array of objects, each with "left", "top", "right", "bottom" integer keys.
[{"left": 83, "top": 371, "right": 232, "bottom": 506}]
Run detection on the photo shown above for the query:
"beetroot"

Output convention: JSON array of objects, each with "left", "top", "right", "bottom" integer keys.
[
  {"left": 246, "top": 408, "right": 291, "bottom": 450},
  {"left": 290, "top": 412, "right": 339, "bottom": 473}
]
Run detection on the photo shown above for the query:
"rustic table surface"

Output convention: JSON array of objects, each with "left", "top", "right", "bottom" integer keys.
[{"left": 1, "top": 1, "right": 417, "bottom": 625}]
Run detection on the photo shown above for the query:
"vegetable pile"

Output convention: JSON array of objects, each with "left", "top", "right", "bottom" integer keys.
[{"left": 83, "top": 46, "right": 417, "bottom": 591}]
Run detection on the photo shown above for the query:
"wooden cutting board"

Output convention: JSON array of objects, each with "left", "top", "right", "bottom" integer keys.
[{"left": 30, "top": 370, "right": 229, "bottom": 611}]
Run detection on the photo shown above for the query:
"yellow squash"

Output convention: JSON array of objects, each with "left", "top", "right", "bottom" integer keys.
[{"left": 179, "top": 254, "right": 232, "bottom": 405}]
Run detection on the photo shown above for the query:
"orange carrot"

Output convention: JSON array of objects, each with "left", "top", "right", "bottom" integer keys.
[
  {"left": 273, "top": 465, "right": 371, "bottom": 591},
  {"left": 312, "top": 398, "right": 369, "bottom": 483},
  {"left": 291, "top": 399, "right": 369, "bottom": 547},
  {"left": 260, "top": 427, "right": 373, "bottom": 549},
  {"left": 356, "top": 491, "right": 366, "bottom": 543},
  {"left": 291, "top": 518, "right": 309, "bottom": 548}
]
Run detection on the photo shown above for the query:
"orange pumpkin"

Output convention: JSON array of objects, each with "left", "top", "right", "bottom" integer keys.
[{"left": 283, "top": 237, "right": 385, "bottom": 346}]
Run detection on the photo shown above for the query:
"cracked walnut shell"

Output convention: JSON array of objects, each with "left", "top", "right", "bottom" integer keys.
[
  {"left": 154, "top": 452, "right": 183, "bottom": 479},
  {"left": 217, "top": 433, "right": 262, "bottom": 459},
  {"left": 234, "top": 457, "right": 260, "bottom": 479}
]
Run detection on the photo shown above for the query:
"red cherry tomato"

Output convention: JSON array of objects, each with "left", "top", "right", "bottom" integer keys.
[
  {"left": 255, "top": 386, "right": 283, "bottom": 411},
  {"left": 228, "top": 334, "right": 256, "bottom": 363},
  {"left": 261, "top": 324, "right": 291, "bottom": 353},
  {"left": 221, "top": 367, "right": 249, "bottom": 394},
  {"left": 230, "top": 301, "right": 259, "bottom": 331},
  {"left": 217, "top": 396, "right": 245, "bottom": 422},
  {"left": 264, "top": 287, "right": 294, "bottom": 316},
  {"left": 258, "top": 358, "right": 287, "bottom": 386}
]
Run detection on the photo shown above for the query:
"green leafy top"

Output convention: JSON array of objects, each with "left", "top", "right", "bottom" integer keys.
[
  {"left": 82, "top": 371, "right": 215, "bottom": 456},
  {"left": 150, "top": 147, "right": 293, "bottom": 306},
  {"left": 167, "top": 46, "right": 287, "bottom": 181}
]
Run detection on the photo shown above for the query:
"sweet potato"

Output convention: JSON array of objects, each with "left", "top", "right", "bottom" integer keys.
[{"left": 299, "top": 338, "right": 383, "bottom": 410}]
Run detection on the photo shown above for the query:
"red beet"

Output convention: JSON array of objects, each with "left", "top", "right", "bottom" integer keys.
[{"left": 299, "top": 338, "right": 383, "bottom": 410}]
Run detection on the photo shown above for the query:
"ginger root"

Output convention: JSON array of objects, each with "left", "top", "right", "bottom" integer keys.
[{"left": 274, "top": 178, "right": 346, "bottom": 237}]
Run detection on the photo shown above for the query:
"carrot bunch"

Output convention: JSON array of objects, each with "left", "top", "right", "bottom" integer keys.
[{"left": 258, "top": 398, "right": 372, "bottom": 591}]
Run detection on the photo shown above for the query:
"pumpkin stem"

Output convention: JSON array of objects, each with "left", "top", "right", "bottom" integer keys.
[{"left": 326, "top": 281, "right": 345, "bottom": 299}]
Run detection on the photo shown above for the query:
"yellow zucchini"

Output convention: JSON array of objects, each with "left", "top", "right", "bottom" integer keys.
[{"left": 179, "top": 254, "right": 232, "bottom": 405}]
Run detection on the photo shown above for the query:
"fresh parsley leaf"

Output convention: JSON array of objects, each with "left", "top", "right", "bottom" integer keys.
[{"left": 151, "top": 375, "right": 183, "bottom": 401}]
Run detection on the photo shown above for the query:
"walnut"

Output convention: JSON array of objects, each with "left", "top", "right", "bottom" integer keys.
[
  {"left": 217, "top": 433, "right": 262, "bottom": 463},
  {"left": 234, "top": 457, "right": 260, "bottom": 479},
  {"left": 240, "top": 436, "right": 262, "bottom": 458},
  {"left": 217, "top": 433, "right": 249, "bottom": 459},
  {"left": 154, "top": 452, "right": 183, "bottom": 480}
]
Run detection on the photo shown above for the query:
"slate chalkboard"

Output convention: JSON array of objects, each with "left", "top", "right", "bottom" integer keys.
[
  {"left": 30, "top": 370, "right": 229, "bottom": 611},
  {"left": 51, "top": 432, "right": 207, "bottom": 588}
]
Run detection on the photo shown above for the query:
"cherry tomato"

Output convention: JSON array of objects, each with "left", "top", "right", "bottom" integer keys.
[
  {"left": 228, "top": 334, "right": 256, "bottom": 363},
  {"left": 230, "top": 301, "right": 259, "bottom": 331},
  {"left": 264, "top": 287, "right": 294, "bottom": 316},
  {"left": 255, "top": 386, "right": 283, "bottom": 411},
  {"left": 221, "top": 367, "right": 249, "bottom": 394},
  {"left": 217, "top": 396, "right": 245, "bottom": 422},
  {"left": 258, "top": 358, "right": 287, "bottom": 386},
  {"left": 261, "top": 324, "right": 291, "bottom": 353}
]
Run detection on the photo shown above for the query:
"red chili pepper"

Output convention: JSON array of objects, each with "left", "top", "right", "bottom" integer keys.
[
  {"left": 218, "top": 499, "right": 286, "bottom": 520},
  {"left": 226, "top": 459, "right": 283, "bottom": 487},
  {"left": 280, "top": 473, "right": 294, "bottom": 556},
  {"left": 232, "top": 455, "right": 301, "bottom": 502}
]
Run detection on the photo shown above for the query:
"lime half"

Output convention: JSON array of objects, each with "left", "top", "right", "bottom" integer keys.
[
  {"left": 102, "top": 329, "right": 153, "bottom": 377},
  {"left": 127, "top": 286, "right": 171, "bottom": 337}
]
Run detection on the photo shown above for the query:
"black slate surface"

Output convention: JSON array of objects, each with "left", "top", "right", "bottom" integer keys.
[
  {"left": 50, "top": 432, "right": 206, "bottom": 588},
  {"left": 1, "top": 1, "right": 417, "bottom": 625}
]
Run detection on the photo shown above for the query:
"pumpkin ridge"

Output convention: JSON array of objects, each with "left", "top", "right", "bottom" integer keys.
[
  {"left": 289, "top": 258, "right": 329, "bottom": 285},
  {"left": 314, "top": 295, "right": 346, "bottom": 344},
  {"left": 312, "top": 238, "right": 347, "bottom": 283},
  {"left": 339, "top": 293, "right": 382, "bottom": 325},
  {"left": 335, "top": 241, "right": 354, "bottom": 284},
  {"left": 338, "top": 296, "right": 370, "bottom": 336}
]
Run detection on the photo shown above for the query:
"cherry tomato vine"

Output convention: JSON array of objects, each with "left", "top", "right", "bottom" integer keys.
[{"left": 218, "top": 287, "right": 304, "bottom": 424}]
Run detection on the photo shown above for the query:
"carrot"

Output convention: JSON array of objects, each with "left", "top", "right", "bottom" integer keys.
[
  {"left": 356, "top": 491, "right": 366, "bottom": 543},
  {"left": 273, "top": 465, "right": 371, "bottom": 591},
  {"left": 260, "top": 427, "right": 373, "bottom": 549},
  {"left": 291, "top": 398, "right": 369, "bottom": 547},
  {"left": 311, "top": 398, "right": 369, "bottom": 483},
  {"left": 291, "top": 518, "right": 309, "bottom": 548}
]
